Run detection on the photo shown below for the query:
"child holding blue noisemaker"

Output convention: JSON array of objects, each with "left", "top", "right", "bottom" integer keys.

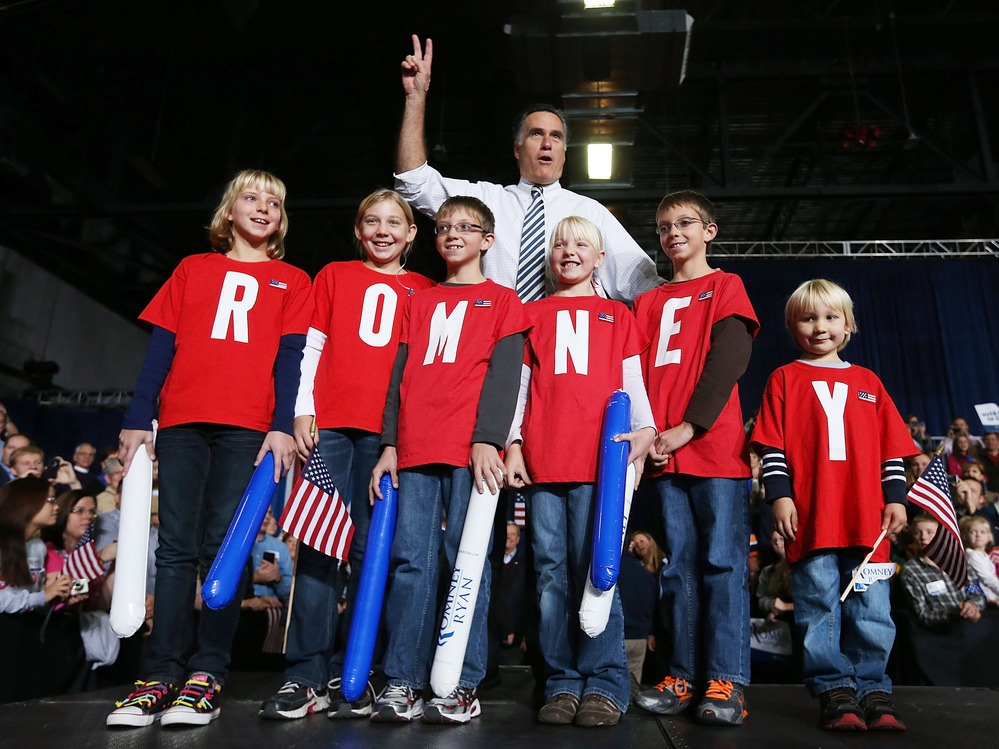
[
  {"left": 108, "top": 170, "right": 312, "bottom": 729},
  {"left": 259, "top": 189, "right": 433, "bottom": 721},
  {"left": 504, "top": 215, "right": 656, "bottom": 727}
]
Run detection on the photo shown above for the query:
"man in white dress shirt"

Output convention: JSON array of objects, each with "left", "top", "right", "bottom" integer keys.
[{"left": 395, "top": 35, "right": 661, "bottom": 303}]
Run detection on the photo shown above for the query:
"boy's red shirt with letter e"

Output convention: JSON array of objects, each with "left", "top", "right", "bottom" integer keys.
[
  {"left": 521, "top": 295, "right": 648, "bottom": 483},
  {"left": 140, "top": 253, "right": 312, "bottom": 432},
  {"left": 397, "top": 281, "right": 527, "bottom": 470},
  {"left": 751, "top": 361, "right": 917, "bottom": 563},
  {"left": 633, "top": 271, "right": 758, "bottom": 479},
  {"left": 310, "top": 261, "right": 434, "bottom": 432}
]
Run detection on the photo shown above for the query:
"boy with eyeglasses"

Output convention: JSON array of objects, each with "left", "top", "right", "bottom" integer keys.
[
  {"left": 633, "top": 190, "right": 758, "bottom": 726},
  {"left": 369, "top": 195, "right": 528, "bottom": 724}
]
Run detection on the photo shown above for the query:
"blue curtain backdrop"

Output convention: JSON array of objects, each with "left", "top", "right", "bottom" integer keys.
[{"left": 719, "top": 257, "right": 999, "bottom": 436}]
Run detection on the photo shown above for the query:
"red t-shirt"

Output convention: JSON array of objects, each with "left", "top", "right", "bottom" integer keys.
[
  {"left": 633, "top": 271, "right": 758, "bottom": 479},
  {"left": 521, "top": 295, "right": 648, "bottom": 483},
  {"left": 140, "top": 253, "right": 312, "bottom": 432},
  {"left": 397, "top": 281, "right": 527, "bottom": 470},
  {"left": 751, "top": 360, "right": 918, "bottom": 563},
  {"left": 310, "top": 261, "right": 434, "bottom": 432}
]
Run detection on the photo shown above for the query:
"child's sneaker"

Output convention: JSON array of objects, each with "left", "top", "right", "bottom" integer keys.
[
  {"left": 421, "top": 686, "right": 481, "bottom": 724},
  {"left": 819, "top": 687, "right": 866, "bottom": 731},
  {"left": 259, "top": 681, "right": 329, "bottom": 720},
  {"left": 860, "top": 691, "right": 905, "bottom": 731},
  {"left": 635, "top": 675, "right": 694, "bottom": 714},
  {"left": 160, "top": 672, "right": 221, "bottom": 727},
  {"left": 371, "top": 684, "right": 425, "bottom": 722},
  {"left": 696, "top": 680, "right": 747, "bottom": 726},
  {"left": 574, "top": 694, "right": 622, "bottom": 727},
  {"left": 537, "top": 693, "right": 580, "bottom": 725},
  {"left": 106, "top": 680, "right": 177, "bottom": 727},
  {"left": 329, "top": 678, "right": 376, "bottom": 719}
]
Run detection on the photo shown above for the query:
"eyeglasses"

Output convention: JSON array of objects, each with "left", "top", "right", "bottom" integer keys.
[
  {"left": 655, "top": 217, "right": 706, "bottom": 235},
  {"left": 70, "top": 508, "right": 97, "bottom": 517},
  {"left": 433, "top": 223, "right": 484, "bottom": 237}
]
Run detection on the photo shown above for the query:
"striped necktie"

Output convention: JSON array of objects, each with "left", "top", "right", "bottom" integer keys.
[{"left": 515, "top": 186, "right": 546, "bottom": 302}]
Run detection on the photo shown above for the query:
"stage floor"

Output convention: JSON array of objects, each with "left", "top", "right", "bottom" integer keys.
[{"left": 2, "top": 668, "right": 997, "bottom": 748}]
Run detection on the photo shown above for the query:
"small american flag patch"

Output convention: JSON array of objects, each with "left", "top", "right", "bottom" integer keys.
[
  {"left": 269, "top": 279, "right": 287, "bottom": 289},
  {"left": 598, "top": 312, "right": 614, "bottom": 323},
  {"left": 698, "top": 290, "right": 713, "bottom": 301},
  {"left": 474, "top": 299, "right": 492, "bottom": 307},
  {"left": 858, "top": 391, "right": 877, "bottom": 403}
]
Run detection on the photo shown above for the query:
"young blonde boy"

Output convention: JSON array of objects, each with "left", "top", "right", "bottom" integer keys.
[
  {"left": 633, "top": 191, "right": 757, "bottom": 726},
  {"left": 751, "top": 279, "right": 915, "bottom": 731},
  {"left": 369, "top": 196, "right": 527, "bottom": 724}
]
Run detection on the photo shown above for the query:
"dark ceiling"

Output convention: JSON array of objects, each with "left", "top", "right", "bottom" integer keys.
[{"left": 2, "top": 0, "right": 997, "bottom": 325}]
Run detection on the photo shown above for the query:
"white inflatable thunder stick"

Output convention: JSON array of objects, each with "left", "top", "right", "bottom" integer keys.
[
  {"left": 109, "top": 444, "right": 154, "bottom": 638},
  {"left": 430, "top": 482, "right": 500, "bottom": 697},
  {"left": 579, "top": 462, "right": 636, "bottom": 638}
]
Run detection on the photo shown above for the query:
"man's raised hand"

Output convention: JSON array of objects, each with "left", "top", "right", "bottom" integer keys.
[{"left": 401, "top": 35, "right": 433, "bottom": 96}]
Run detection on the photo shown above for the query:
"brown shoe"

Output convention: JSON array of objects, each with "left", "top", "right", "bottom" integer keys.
[
  {"left": 574, "top": 693, "right": 622, "bottom": 727},
  {"left": 537, "top": 693, "right": 580, "bottom": 725}
]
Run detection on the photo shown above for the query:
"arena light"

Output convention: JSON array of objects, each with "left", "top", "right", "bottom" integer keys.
[
  {"left": 583, "top": 0, "right": 616, "bottom": 7},
  {"left": 587, "top": 143, "right": 613, "bottom": 179}
]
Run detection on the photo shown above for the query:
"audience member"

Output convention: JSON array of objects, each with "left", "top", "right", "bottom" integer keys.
[
  {"left": 978, "top": 431, "right": 999, "bottom": 488},
  {"left": 0, "top": 477, "right": 87, "bottom": 702},
  {"left": 905, "top": 414, "right": 934, "bottom": 453},
  {"left": 947, "top": 434, "right": 975, "bottom": 478},
  {"left": 627, "top": 531, "right": 666, "bottom": 576},
  {"left": 250, "top": 512, "right": 293, "bottom": 604},
  {"left": 10, "top": 445, "right": 45, "bottom": 479},
  {"left": 72, "top": 443, "right": 98, "bottom": 483},
  {"left": 961, "top": 516, "right": 999, "bottom": 604},
  {"left": 941, "top": 417, "right": 984, "bottom": 454},
  {"left": 756, "top": 532, "right": 794, "bottom": 622},
  {"left": 0, "top": 434, "right": 30, "bottom": 488},
  {"left": 617, "top": 547, "right": 657, "bottom": 689},
  {"left": 900, "top": 514, "right": 985, "bottom": 631},
  {"left": 94, "top": 458, "right": 124, "bottom": 515}
]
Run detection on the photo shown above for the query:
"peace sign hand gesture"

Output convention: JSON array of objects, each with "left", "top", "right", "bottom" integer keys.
[{"left": 401, "top": 35, "right": 433, "bottom": 97}]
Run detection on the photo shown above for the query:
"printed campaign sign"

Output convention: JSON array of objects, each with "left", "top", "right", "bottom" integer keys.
[
  {"left": 974, "top": 402, "right": 999, "bottom": 431},
  {"left": 850, "top": 562, "right": 896, "bottom": 592}
]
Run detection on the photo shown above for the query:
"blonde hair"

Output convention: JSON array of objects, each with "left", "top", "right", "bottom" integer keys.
[
  {"left": 546, "top": 215, "right": 604, "bottom": 289},
  {"left": 209, "top": 170, "right": 289, "bottom": 259},
  {"left": 784, "top": 278, "right": 857, "bottom": 351},
  {"left": 354, "top": 189, "right": 417, "bottom": 261},
  {"left": 960, "top": 514, "right": 993, "bottom": 551}
]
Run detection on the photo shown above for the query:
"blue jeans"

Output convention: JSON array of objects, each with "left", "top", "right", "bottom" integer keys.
[
  {"left": 530, "top": 483, "right": 630, "bottom": 712},
  {"left": 145, "top": 425, "right": 263, "bottom": 685},
  {"left": 655, "top": 475, "right": 750, "bottom": 685},
  {"left": 790, "top": 550, "right": 894, "bottom": 699},
  {"left": 382, "top": 466, "right": 492, "bottom": 690},
  {"left": 284, "top": 428, "right": 377, "bottom": 689}
]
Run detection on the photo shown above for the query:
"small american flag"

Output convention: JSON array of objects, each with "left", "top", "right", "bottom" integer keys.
[
  {"left": 698, "top": 290, "right": 713, "bottom": 301},
  {"left": 513, "top": 492, "right": 526, "bottom": 529},
  {"left": 279, "top": 449, "right": 353, "bottom": 560},
  {"left": 65, "top": 541, "right": 104, "bottom": 581},
  {"left": 269, "top": 279, "right": 288, "bottom": 289},
  {"left": 598, "top": 312, "right": 614, "bottom": 323},
  {"left": 907, "top": 454, "right": 967, "bottom": 587},
  {"left": 474, "top": 299, "right": 492, "bottom": 307},
  {"left": 858, "top": 391, "right": 877, "bottom": 403}
]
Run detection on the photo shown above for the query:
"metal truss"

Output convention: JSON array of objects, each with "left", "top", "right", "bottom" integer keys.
[
  {"left": 709, "top": 239, "right": 999, "bottom": 259},
  {"left": 34, "top": 390, "right": 131, "bottom": 408}
]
